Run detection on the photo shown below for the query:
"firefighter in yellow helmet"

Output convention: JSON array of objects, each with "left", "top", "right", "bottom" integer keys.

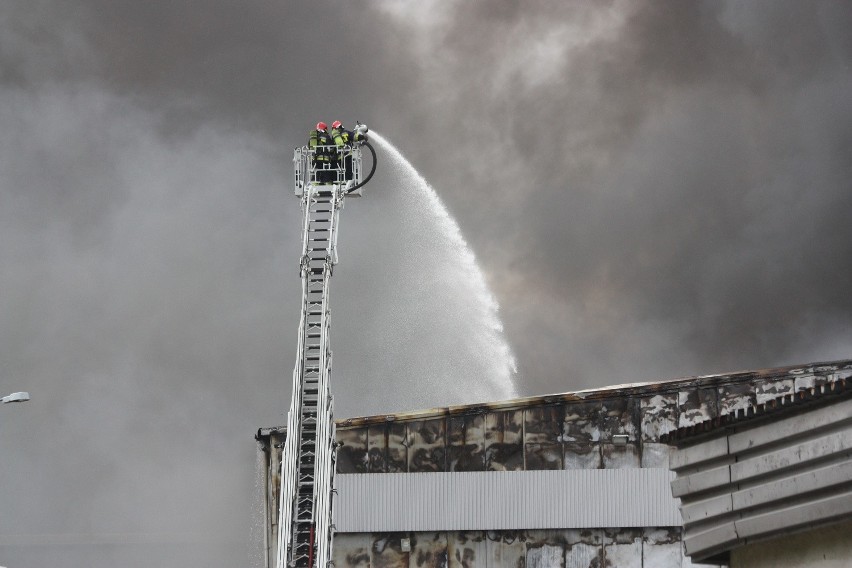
[{"left": 309, "top": 122, "right": 335, "bottom": 184}]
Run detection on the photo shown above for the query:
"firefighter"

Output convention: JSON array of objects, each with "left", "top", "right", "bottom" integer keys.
[
  {"left": 330, "top": 120, "right": 355, "bottom": 182},
  {"left": 309, "top": 122, "right": 334, "bottom": 184}
]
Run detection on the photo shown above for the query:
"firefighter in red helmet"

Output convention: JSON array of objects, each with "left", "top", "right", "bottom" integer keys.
[
  {"left": 309, "top": 121, "right": 334, "bottom": 184},
  {"left": 330, "top": 120, "right": 357, "bottom": 182}
]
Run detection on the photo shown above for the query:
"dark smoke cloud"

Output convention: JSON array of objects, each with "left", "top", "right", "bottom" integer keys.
[
  {"left": 1, "top": 1, "right": 850, "bottom": 567},
  {"left": 372, "top": 0, "right": 852, "bottom": 393}
]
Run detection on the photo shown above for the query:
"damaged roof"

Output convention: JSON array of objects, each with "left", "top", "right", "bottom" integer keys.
[
  {"left": 335, "top": 359, "right": 852, "bottom": 430},
  {"left": 662, "top": 373, "right": 852, "bottom": 444}
]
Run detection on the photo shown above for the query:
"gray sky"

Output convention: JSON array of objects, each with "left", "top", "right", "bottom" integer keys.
[{"left": 1, "top": 1, "right": 851, "bottom": 567}]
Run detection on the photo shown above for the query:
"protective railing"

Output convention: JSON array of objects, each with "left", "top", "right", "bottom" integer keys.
[{"left": 293, "top": 145, "right": 363, "bottom": 195}]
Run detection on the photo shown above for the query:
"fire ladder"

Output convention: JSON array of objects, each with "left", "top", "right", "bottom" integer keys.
[{"left": 276, "top": 140, "right": 371, "bottom": 568}]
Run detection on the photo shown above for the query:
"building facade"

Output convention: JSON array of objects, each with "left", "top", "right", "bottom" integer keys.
[
  {"left": 665, "top": 373, "right": 852, "bottom": 566},
  {"left": 256, "top": 359, "right": 852, "bottom": 568}
]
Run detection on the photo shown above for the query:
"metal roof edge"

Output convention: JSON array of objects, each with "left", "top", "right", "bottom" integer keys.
[
  {"left": 662, "top": 374, "right": 852, "bottom": 445},
  {"left": 335, "top": 358, "right": 852, "bottom": 430}
]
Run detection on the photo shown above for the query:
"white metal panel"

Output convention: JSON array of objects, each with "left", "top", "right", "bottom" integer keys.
[
  {"left": 670, "top": 464, "right": 731, "bottom": 497},
  {"left": 683, "top": 523, "right": 738, "bottom": 557},
  {"left": 730, "top": 430, "right": 851, "bottom": 482},
  {"left": 670, "top": 395, "right": 852, "bottom": 563},
  {"left": 734, "top": 489, "right": 852, "bottom": 538},
  {"left": 681, "top": 494, "right": 733, "bottom": 524},
  {"left": 732, "top": 459, "right": 852, "bottom": 510},
  {"left": 728, "top": 397, "right": 852, "bottom": 454},
  {"left": 670, "top": 436, "right": 729, "bottom": 470},
  {"left": 334, "top": 469, "right": 680, "bottom": 532}
]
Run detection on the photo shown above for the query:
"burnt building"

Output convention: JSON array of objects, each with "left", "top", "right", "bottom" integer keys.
[
  {"left": 256, "top": 359, "right": 852, "bottom": 568},
  {"left": 665, "top": 369, "right": 852, "bottom": 567}
]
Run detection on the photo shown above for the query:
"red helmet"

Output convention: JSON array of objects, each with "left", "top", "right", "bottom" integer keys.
[
  {"left": 331, "top": 120, "right": 342, "bottom": 129},
  {"left": 316, "top": 122, "right": 327, "bottom": 131}
]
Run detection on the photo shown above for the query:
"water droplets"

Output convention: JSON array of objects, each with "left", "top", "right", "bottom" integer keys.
[{"left": 369, "top": 132, "right": 518, "bottom": 399}]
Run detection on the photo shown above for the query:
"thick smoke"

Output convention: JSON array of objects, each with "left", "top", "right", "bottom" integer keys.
[{"left": 1, "top": 2, "right": 851, "bottom": 567}]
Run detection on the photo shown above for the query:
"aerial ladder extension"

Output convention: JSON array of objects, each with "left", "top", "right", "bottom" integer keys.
[{"left": 276, "top": 126, "right": 376, "bottom": 568}]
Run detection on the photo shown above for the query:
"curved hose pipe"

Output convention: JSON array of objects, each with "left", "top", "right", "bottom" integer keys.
[{"left": 346, "top": 141, "right": 377, "bottom": 194}]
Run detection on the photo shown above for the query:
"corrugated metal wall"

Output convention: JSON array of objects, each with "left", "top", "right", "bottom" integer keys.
[
  {"left": 671, "top": 396, "right": 852, "bottom": 562},
  {"left": 336, "top": 469, "right": 680, "bottom": 532}
]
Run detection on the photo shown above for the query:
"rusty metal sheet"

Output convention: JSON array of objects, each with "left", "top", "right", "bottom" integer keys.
[
  {"left": 525, "top": 443, "right": 563, "bottom": 470},
  {"left": 754, "top": 377, "right": 794, "bottom": 405},
  {"left": 409, "top": 532, "right": 448, "bottom": 568},
  {"left": 525, "top": 406, "right": 564, "bottom": 445},
  {"left": 717, "top": 382, "right": 756, "bottom": 416},
  {"left": 565, "top": 542, "right": 601, "bottom": 568},
  {"left": 640, "top": 443, "right": 672, "bottom": 469},
  {"left": 562, "top": 401, "right": 601, "bottom": 445},
  {"left": 640, "top": 394, "right": 678, "bottom": 442},
  {"left": 564, "top": 444, "right": 601, "bottom": 470},
  {"left": 447, "top": 531, "right": 486, "bottom": 568},
  {"left": 792, "top": 373, "right": 816, "bottom": 392},
  {"left": 485, "top": 411, "right": 523, "bottom": 471},
  {"left": 601, "top": 443, "right": 640, "bottom": 469},
  {"left": 603, "top": 528, "right": 642, "bottom": 568},
  {"left": 526, "top": 543, "right": 564, "bottom": 567},
  {"left": 371, "top": 533, "right": 410, "bottom": 568},
  {"left": 524, "top": 528, "right": 567, "bottom": 548},
  {"left": 333, "top": 533, "right": 371, "bottom": 568},
  {"left": 642, "top": 528, "right": 682, "bottom": 567},
  {"left": 330, "top": 529, "right": 697, "bottom": 568},
  {"left": 564, "top": 529, "right": 603, "bottom": 568},
  {"left": 388, "top": 422, "right": 407, "bottom": 473},
  {"left": 809, "top": 370, "right": 836, "bottom": 388},
  {"left": 337, "top": 427, "right": 368, "bottom": 474},
  {"left": 599, "top": 398, "right": 638, "bottom": 439},
  {"left": 408, "top": 419, "right": 447, "bottom": 473},
  {"left": 486, "top": 531, "right": 525, "bottom": 568},
  {"left": 368, "top": 424, "right": 388, "bottom": 473},
  {"left": 678, "top": 388, "right": 718, "bottom": 428},
  {"left": 524, "top": 529, "right": 567, "bottom": 567},
  {"left": 644, "top": 526, "right": 679, "bottom": 544},
  {"left": 448, "top": 414, "right": 485, "bottom": 472}
]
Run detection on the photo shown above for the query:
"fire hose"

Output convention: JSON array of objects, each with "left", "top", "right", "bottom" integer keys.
[{"left": 345, "top": 140, "right": 377, "bottom": 194}]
